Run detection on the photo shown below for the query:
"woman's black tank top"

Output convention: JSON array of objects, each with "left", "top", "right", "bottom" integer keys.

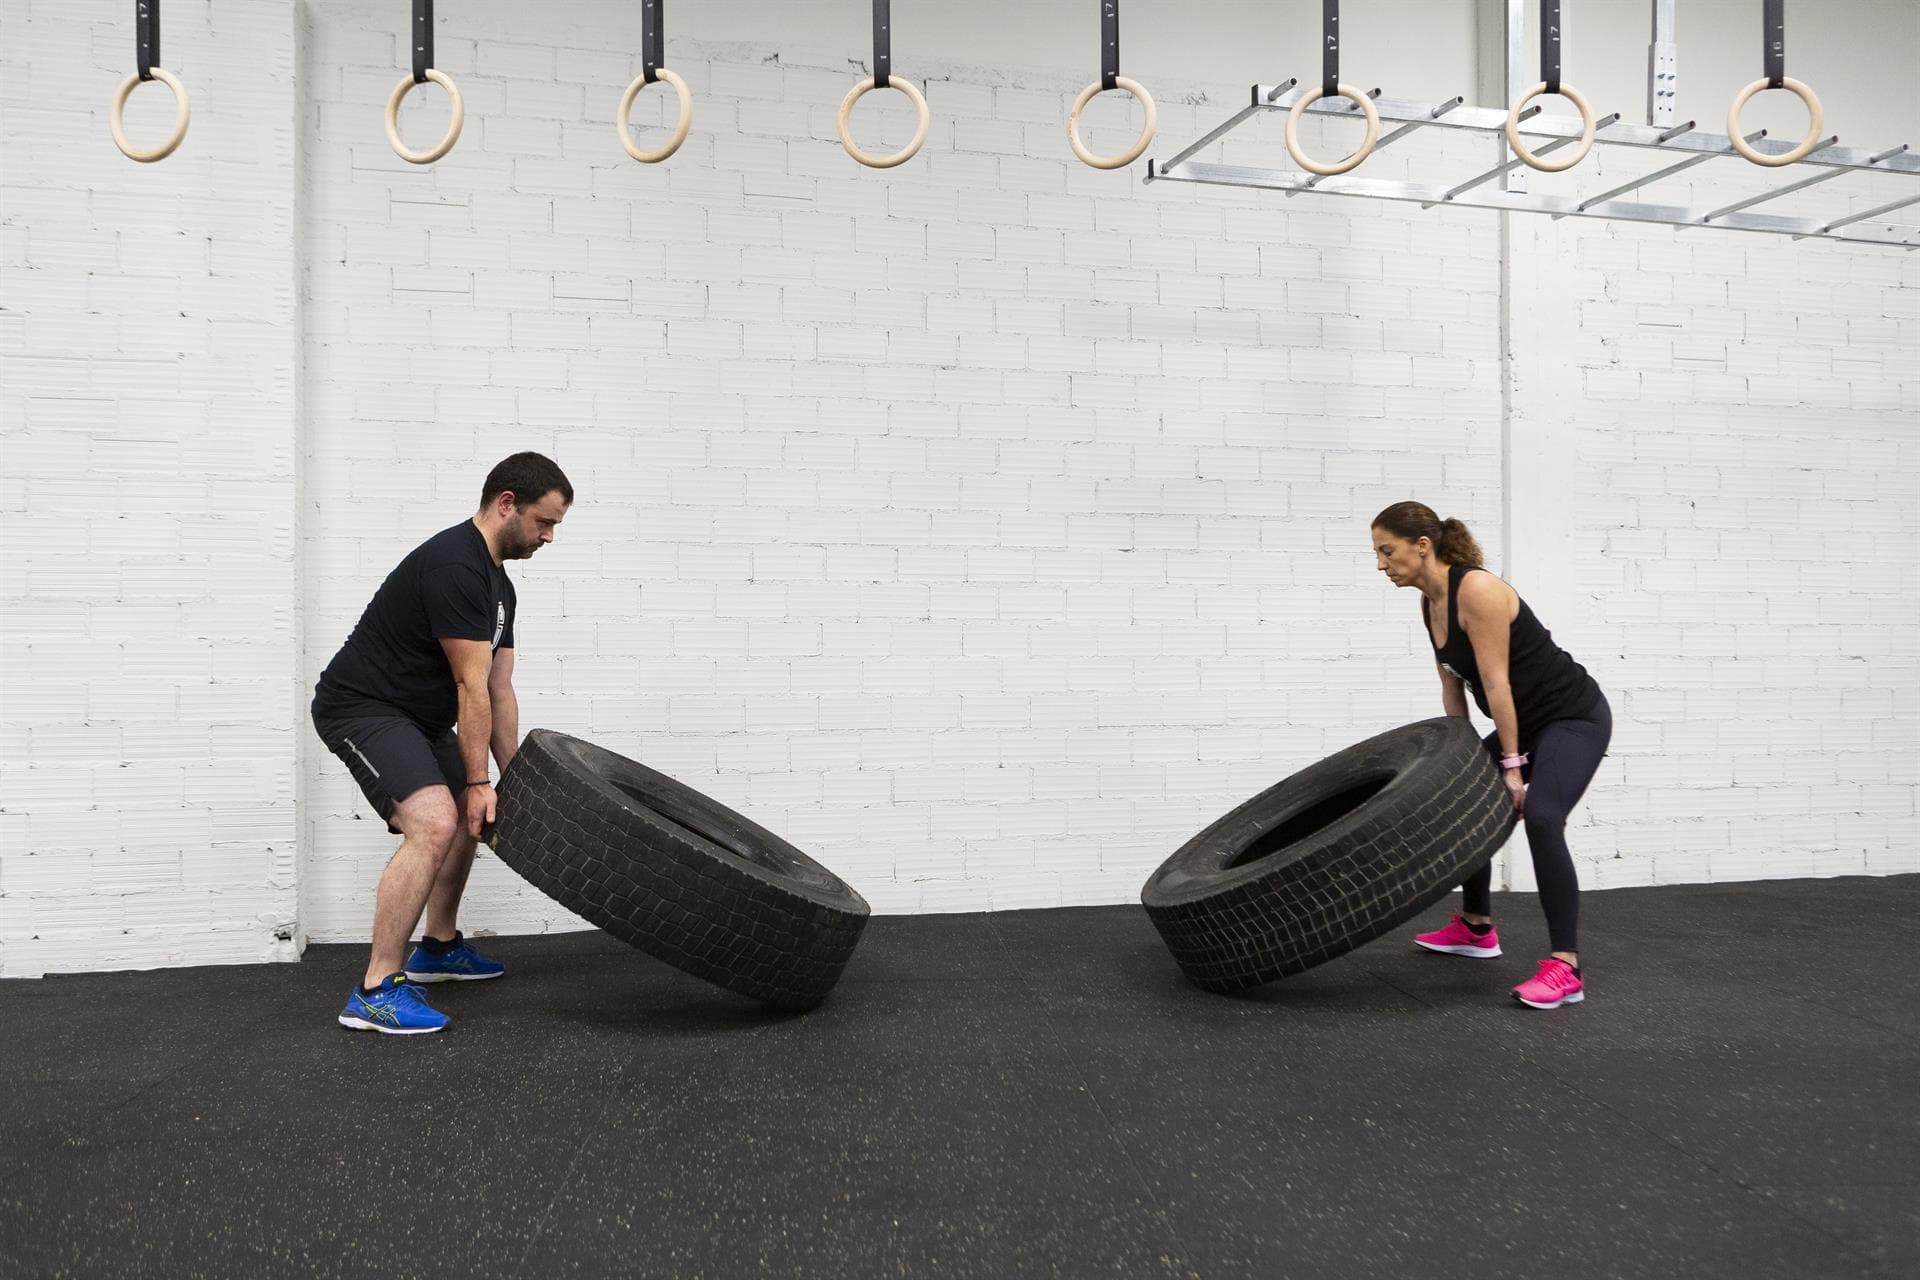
[{"left": 1423, "top": 563, "right": 1601, "bottom": 752}]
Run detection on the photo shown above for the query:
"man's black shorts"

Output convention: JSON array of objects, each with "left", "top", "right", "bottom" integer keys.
[{"left": 312, "top": 702, "right": 466, "bottom": 834}]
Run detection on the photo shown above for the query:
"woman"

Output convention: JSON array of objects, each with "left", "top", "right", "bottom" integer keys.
[{"left": 1371, "top": 502, "right": 1611, "bottom": 1010}]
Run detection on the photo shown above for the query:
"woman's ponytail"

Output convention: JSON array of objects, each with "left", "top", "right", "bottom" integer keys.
[
  {"left": 1437, "top": 517, "right": 1486, "bottom": 568},
  {"left": 1373, "top": 501, "right": 1485, "bottom": 567}
]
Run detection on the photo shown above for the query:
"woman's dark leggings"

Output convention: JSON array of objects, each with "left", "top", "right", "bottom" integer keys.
[{"left": 1460, "top": 692, "right": 1612, "bottom": 954}]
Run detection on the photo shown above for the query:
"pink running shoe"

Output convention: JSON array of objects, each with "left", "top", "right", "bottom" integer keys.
[
  {"left": 1513, "top": 958, "right": 1584, "bottom": 1009},
  {"left": 1413, "top": 914, "right": 1502, "bottom": 958}
]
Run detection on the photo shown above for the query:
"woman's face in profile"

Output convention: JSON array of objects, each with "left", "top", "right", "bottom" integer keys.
[{"left": 1371, "top": 527, "right": 1429, "bottom": 587}]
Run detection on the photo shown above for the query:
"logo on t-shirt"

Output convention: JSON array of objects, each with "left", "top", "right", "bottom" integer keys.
[
  {"left": 1441, "top": 660, "right": 1472, "bottom": 690},
  {"left": 493, "top": 602, "right": 506, "bottom": 650}
]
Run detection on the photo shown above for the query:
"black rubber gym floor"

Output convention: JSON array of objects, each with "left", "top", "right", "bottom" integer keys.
[{"left": 2, "top": 874, "right": 1913, "bottom": 1280}]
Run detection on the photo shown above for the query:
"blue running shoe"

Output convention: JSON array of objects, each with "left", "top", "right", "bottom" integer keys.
[
  {"left": 338, "top": 974, "right": 449, "bottom": 1035},
  {"left": 404, "top": 931, "right": 506, "bottom": 983}
]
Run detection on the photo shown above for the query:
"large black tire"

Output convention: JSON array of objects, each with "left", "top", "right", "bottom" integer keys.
[
  {"left": 1140, "top": 718, "right": 1517, "bottom": 992},
  {"left": 488, "top": 729, "right": 869, "bottom": 1010}
]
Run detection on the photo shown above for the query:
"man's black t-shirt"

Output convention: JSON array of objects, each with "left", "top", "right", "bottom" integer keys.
[{"left": 314, "top": 521, "right": 515, "bottom": 732}]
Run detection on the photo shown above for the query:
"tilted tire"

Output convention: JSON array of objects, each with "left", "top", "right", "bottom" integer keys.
[
  {"left": 488, "top": 729, "right": 870, "bottom": 1010},
  {"left": 1140, "top": 718, "right": 1517, "bottom": 992}
]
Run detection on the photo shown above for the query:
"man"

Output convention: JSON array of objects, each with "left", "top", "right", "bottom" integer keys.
[{"left": 312, "top": 452, "right": 573, "bottom": 1034}]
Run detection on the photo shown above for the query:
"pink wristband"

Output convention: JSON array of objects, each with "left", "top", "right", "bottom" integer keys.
[{"left": 1500, "top": 754, "right": 1528, "bottom": 770}]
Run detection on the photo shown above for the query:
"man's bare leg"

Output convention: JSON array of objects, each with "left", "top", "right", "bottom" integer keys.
[
  {"left": 362, "top": 786, "right": 460, "bottom": 989},
  {"left": 422, "top": 829, "right": 480, "bottom": 942}
]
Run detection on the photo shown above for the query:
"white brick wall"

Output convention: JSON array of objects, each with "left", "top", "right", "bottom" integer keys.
[
  {"left": 2, "top": 0, "right": 301, "bottom": 977},
  {"left": 3, "top": 0, "right": 1916, "bottom": 976},
  {"left": 285, "top": 0, "right": 1511, "bottom": 942},
  {"left": 1531, "top": 218, "right": 1920, "bottom": 889}
]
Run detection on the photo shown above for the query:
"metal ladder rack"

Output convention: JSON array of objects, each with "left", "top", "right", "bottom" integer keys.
[{"left": 1143, "top": 2, "right": 1919, "bottom": 250}]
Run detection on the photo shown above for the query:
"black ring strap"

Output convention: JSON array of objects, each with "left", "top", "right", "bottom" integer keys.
[
  {"left": 136, "top": 0, "right": 159, "bottom": 81},
  {"left": 643, "top": 0, "right": 664, "bottom": 83},
  {"left": 1322, "top": 0, "right": 1340, "bottom": 99},
  {"left": 1763, "top": 0, "right": 1785, "bottom": 88},
  {"left": 1541, "top": 0, "right": 1562, "bottom": 96},
  {"left": 1101, "top": 1, "right": 1119, "bottom": 92},
  {"left": 412, "top": 0, "right": 433, "bottom": 84}
]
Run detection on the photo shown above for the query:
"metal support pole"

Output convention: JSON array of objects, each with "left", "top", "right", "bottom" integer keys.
[
  {"left": 1147, "top": 91, "right": 1279, "bottom": 177},
  {"left": 1441, "top": 112, "right": 1619, "bottom": 203},
  {"left": 1700, "top": 141, "right": 1897, "bottom": 222},
  {"left": 1676, "top": 134, "right": 1841, "bottom": 227},
  {"left": 1295, "top": 95, "right": 1457, "bottom": 191},
  {"left": 1505, "top": 0, "right": 1526, "bottom": 194},
  {"left": 1647, "top": 0, "right": 1676, "bottom": 127},
  {"left": 1564, "top": 130, "right": 1764, "bottom": 215},
  {"left": 1820, "top": 192, "right": 1920, "bottom": 233},
  {"left": 1441, "top": 136, "right": 1575, "bottom": 204}
]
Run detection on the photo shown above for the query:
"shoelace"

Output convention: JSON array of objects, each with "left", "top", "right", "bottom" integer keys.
[
  {"left": 393, "top": 982, "right": 438, "bottom": 1012},
  {"left": 1535, "top": 959, "right": 1575, "bottom": 987}
]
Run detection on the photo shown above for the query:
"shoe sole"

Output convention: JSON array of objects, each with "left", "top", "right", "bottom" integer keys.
[
  {"left": 403, "top": 969, "right": 504, "bottom": 983},
  {"left": 1513, "top": 990, "right": 1584, "bottom": 1010},
  {"left": 337, "top": 1015, "right": 447, "bottom": 1034},
  {"left": 1413, "top": 939, "right": 1502, "bottom": 958}
]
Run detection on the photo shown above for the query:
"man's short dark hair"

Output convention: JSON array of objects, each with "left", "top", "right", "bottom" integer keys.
[{"left": 480, "top": 452, "right": 574, "bottom": 509}]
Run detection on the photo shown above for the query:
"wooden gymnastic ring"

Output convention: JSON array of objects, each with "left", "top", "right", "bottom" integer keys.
[
  {"left": 1067, "top": 76, "right": 1156, "bottom": 170},
  {"left": 1727, "top": 77, "right": 1824, "bottom": 166},
  {"left": 837, "top": 75, "right": 929, "bottom": 169},
  {"left": 1285, "top": 84, "right": 1379, "bottom": 177},
  {"left": 618, "top": 68, "right": 693, "bottom": 163},
  {"left": 111, "top": 67, "right": 190, "bottom": 163},
  {"left": 1505, "top": 82, "right": 1596, "bottom": 173},
  {"left": 385, "top": 68, "right": 464, "bottom": 165}
]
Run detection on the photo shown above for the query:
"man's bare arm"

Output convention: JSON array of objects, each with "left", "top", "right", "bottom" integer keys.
[
  {"left": 488, "top": 647, "right": 519, "bottom": 773},
  {"left": 441, "top": 637, "right": 495, "bottom": 836}
]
